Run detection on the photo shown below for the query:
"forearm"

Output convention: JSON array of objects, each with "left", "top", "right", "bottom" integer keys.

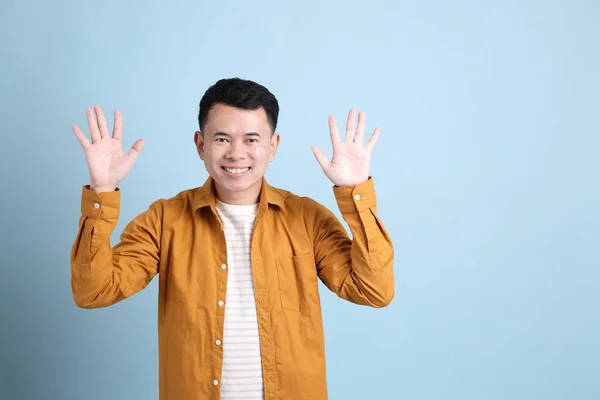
[
  {"left": 70, "top": 188, "right": 125, "bottom": 308},
  {"left": 337, "top": 210, "right": 395, "bottom": 307},
  {"left": 315, "top": 178, "right": 395, "bottom": 307}
]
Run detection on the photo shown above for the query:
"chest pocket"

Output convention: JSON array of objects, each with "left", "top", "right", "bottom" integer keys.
[{"left": 275, "top": 253, "right": 319, "bottom": 312}]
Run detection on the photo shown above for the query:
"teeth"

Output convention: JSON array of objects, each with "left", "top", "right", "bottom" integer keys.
[{"left": 224, "top": 167, "right": 249, "bottom": 174}]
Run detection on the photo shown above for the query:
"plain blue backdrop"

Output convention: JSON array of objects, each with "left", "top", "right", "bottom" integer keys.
[{"left": 1, "top": 0, "right": 599, "bottom": 399}]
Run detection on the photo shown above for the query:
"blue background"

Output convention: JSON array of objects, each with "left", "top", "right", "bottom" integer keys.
[{"left": 1, "top": 0, "right": 599, "bottom": 399}]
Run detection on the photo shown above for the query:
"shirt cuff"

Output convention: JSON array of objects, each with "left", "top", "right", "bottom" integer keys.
[
  {"left": 81, "top": 185, "right": 121, "bottom": 219},
  {"left": 333, "top": 177, "right": 376, "bottom": 214}
]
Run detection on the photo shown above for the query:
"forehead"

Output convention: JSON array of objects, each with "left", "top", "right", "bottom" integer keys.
[{"left": 204, "top": 103, "right": 271, "bottom": 135}]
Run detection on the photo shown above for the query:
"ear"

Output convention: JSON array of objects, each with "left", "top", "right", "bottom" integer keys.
[
  {"left": 194, "top": 131, "right": 205, "bottom": 160},
  {"left": 269, "top": 133, "right": 280, "bottom": 162}
]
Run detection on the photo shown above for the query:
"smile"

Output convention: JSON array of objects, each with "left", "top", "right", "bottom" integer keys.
[{"left": 222, "top": 167, "right": 251, "bottom": 175}]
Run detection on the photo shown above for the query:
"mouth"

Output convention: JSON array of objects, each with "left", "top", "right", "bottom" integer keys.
[{"left": 221, "top": 166, "right": 251, "bottom": 176}]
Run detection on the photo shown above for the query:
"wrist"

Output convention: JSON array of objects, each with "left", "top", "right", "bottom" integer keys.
[{"left": 90, "top": 185, "right": 117, "bottom": 193}]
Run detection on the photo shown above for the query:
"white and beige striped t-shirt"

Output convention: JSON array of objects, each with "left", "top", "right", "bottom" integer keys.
[{"left": 215, "top": 199, "right": 264, "bottom": 400}]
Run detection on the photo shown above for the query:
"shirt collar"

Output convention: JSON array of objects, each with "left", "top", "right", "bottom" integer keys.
[{"left": 192, "top": 176, "right": 286, "bottom": 213}]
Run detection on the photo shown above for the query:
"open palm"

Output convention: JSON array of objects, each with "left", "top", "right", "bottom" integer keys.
[
  {"left": 72, "top": 105, "right": 145, "bottom": 191},
  {"left": 312, "top": 108, "right": 380, "bottom": 187}
]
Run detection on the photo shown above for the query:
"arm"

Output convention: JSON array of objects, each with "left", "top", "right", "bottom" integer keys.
[
  {"left": 310, "top": 178, "right": 394, "bottom": 307},
  {"left": 311, "top": 109, "right": 394, "bottom": 307},
  {"left": 70, "top": 186, "right": 161, "bottom": 308},
  {"left": 69, "top": 105, "right": 152, "bottom": 308}
]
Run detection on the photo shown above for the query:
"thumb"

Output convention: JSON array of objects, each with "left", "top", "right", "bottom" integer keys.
[
  {"left": 311, "top": 146, "right": 330, "bottom": 172},
  {"left": 128, "top": 138, "right": 145, "bottom": 161}
]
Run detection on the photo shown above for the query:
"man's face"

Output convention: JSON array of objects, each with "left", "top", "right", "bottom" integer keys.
[{"left": 195, "top": 103, "right": 280, "bottom": 204}]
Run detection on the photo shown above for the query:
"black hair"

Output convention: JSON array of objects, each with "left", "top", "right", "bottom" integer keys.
[{"left": 198, "top": 77, "right": 279, "bottom": 133}]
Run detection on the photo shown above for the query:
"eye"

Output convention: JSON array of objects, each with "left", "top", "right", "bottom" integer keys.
[
  {"left": 216, "top": 138, "right": 228, "bottom": 143},
  {"left": 247, "top": 138, "right": 258, "bottom": 143}
]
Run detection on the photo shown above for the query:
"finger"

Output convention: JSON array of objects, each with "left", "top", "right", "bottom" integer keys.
[
  {"left": 127, "top": 138, "right": 145, "bottom": 161},
  {"left": 366, "top": 127, "right": 381, "bottom": 153},
  {"left": 113, "top": 109, "right": 123, "bottom": 141},
  {"left": 344, "top": 108, "right": 356, "bottom": 143},
  {"left": 311, "top": 146, "right": 330, "bottom": 171},
  {"left": 86, "top": 108, "right": 101, "bottom": 143},
  {"left": 354, "top": 111, "right": 366, "bottom": 144},
  {"left": 328, "top": 114, "right": 342, "bottom": 150},
  {"left": 71, "top": 124, "right": 91, "bottom": 149},
  {"left": 95, "top": 105, "right": 109, "bottom": 139}
]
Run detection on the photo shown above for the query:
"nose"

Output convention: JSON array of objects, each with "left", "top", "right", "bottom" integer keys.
[{"left": 225, "top": 139, "right": 246, "bottom": 160}]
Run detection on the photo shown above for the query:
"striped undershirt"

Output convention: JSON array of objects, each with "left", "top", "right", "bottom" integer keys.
[{"left": 216, "top": 199, "right": 264, "bottom": 400}]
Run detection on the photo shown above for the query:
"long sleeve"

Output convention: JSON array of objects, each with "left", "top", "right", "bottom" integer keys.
[
  {"left": 310, "top": 177, "right": 395, "bottom": 308},
  {"left": 70, "top": 186, "right": 161, "bottom": 308}
]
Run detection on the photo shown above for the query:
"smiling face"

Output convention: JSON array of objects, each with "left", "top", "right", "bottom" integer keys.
[{"left": 194, "top": 103, "right": 280, "bottom": 205}]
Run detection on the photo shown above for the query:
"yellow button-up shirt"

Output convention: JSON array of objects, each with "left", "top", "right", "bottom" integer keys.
[{"left": 71, "top": 176, "right": 395, "bottom": 400}]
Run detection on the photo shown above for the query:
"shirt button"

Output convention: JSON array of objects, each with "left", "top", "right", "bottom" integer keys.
[
  {"left": 220, "top": 264, "right": 227, "bottom": 270},
  {"left": 93, "top": 202, "right": 100, "bottom": 209},
  {"left": 216, "top": 339, "right": 222, "bottom": 346},
  {"left": 354, "top": 194, "right": 361, "bottom": 201},
  {"left": 218, "top": 300, "right": 224, "bottom": 307},
  {"left": 213, "top": 379, "right": 219, "bottom": 386}
]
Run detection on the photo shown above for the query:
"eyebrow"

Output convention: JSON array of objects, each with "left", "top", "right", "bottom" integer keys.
[{"left": 213, "top": 131, "right": 262, "bottom": 138}]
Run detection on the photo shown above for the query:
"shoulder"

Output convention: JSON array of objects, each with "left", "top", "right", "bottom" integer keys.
[
  {"left": 138, "top": 187, "right": 199, "bottom": 217},
  {"left": 268, "top": 184, "right": 334, "bottom": 220}
]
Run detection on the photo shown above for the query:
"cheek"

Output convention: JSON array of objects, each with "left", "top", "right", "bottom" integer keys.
[
  {"left": 205, "top": 147, "right": 223, "bottom": 162},
  {"left": 251, "top": 146, "right": 268, "bottom": 159}
]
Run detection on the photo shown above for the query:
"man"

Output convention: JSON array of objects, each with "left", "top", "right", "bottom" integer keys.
[{"left": 70, "top": 78, "right": 394, "bottom": 400}]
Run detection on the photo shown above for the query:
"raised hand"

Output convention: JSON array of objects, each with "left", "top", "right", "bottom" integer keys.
[
  {"left": 72, "top": 105, "right": 145, "bottom": 193},
  {"left": 312, "top": 108, "right": 380, "bottom": 187}
]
